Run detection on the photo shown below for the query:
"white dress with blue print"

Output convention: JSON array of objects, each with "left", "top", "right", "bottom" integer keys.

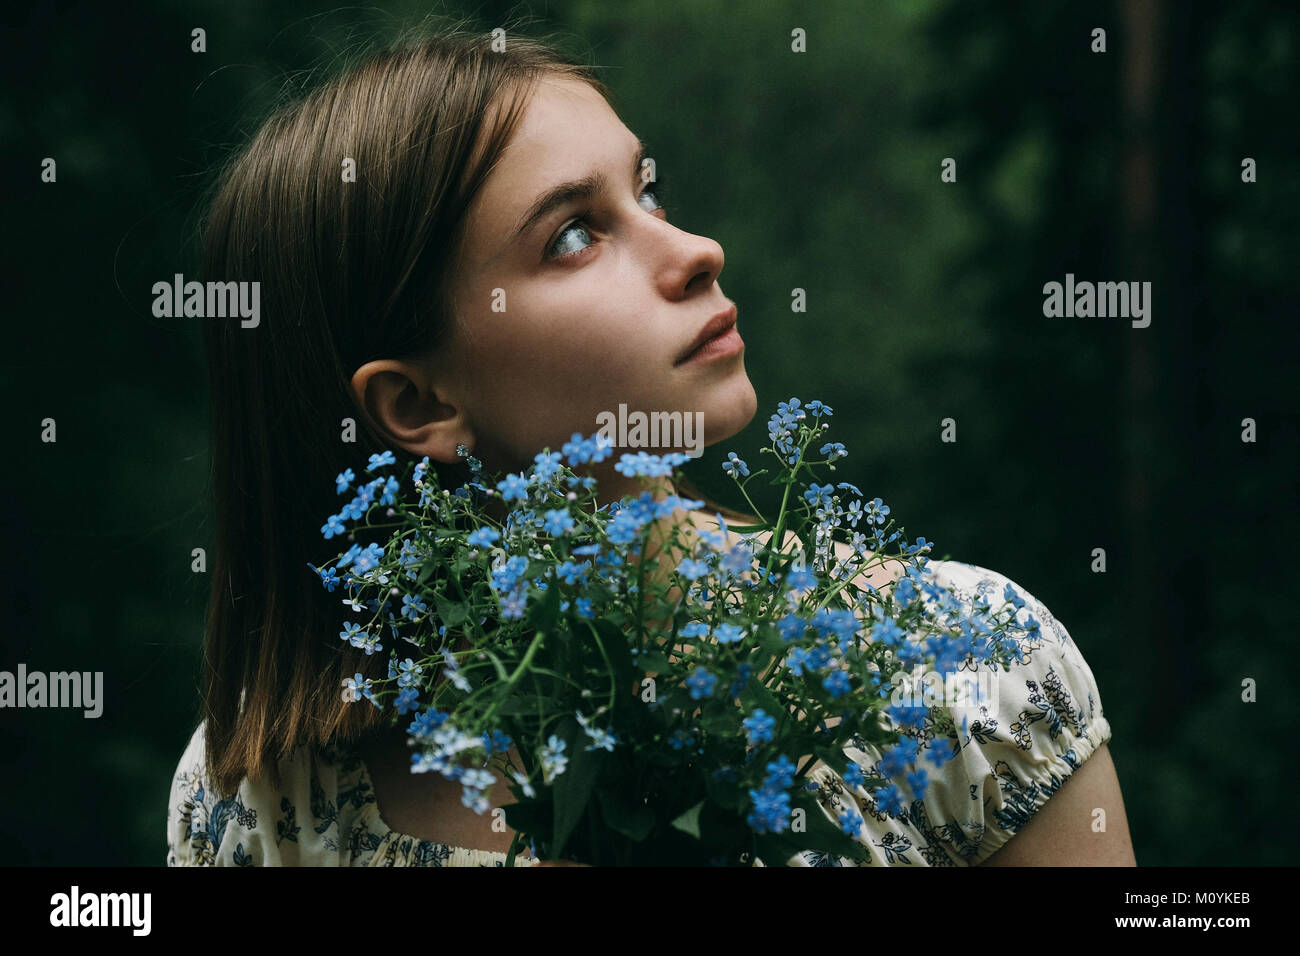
[{"left": 165, "top": 559, "right": 1112, "bottom": 866}]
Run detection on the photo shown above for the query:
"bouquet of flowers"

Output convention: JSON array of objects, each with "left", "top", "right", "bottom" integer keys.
[{"left": 311, "top": 398, "right": 1034, "bottom": 866}]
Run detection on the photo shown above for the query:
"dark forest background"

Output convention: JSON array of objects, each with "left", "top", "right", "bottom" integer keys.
[{"left": 1, "top": 0, "right": 1296, "bottom": 865}]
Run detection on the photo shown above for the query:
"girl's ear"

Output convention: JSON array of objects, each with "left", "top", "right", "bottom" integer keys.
[{"left": 349, "top": 358, "right": 471, "bottom": 466}]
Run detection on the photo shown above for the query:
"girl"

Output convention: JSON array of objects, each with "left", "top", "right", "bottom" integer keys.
[{"left": 166, "top": 25, "right": 1135, "bottom": 867}]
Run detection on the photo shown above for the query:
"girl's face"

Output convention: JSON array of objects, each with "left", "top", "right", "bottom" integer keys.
[{"left": 416, "top": 75, "right": 756, "bottom": 498}]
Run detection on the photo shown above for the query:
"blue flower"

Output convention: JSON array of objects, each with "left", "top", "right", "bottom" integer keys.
[
  {"left": 496, "top": 473, "right": 529, "bottom": 502},
  {"left": 873, "top": 783, "right": 905, "bottom": 817},
  {"left": 532, "top": 451, "right": 563, "bottom": 482},
  {"left": 843, "top": 761, "right": 865, "bottom": 788},
  {"left": 366, "top": 450, "right": 396, "bottom": 472},
  {"left": 407, "top": 708, "right": 450, "bottom": 739},
  {"left": 820, "top": 442, "right": 846, "bottom": 461},
  {"left": 804, "top": 645, "right": 831, "bottom": 672},
  {"left": 500, "top": 588, "right": 527, "bottom": 620},
  {"left": 685, "top": 667, "right": 716, "bottom": 700},
  {"left": 870, "top": 616, "right": 905, "bottom": 648},
  {"left": 490, "top": 555, "right": 529, "bottom": 592},
  {"left": 676, "top": 558, "right": 710, "bottom": 581},
  {"left": 823, "top": 669, "right": 851, "bottom": 698},
  {"left": 776, "top": 614, "right": 806, "bottom": 642},
  {"left": 879, "top": 737, "right": 919, "bottom": 777},
  {"left": 746, "top": 786, "right": 791, "bottom": 834},
  {"left": 540, "top": 735, "right": 569, "bottom": 783},
  {"left": 576, "top": 712, "right": 618, "bottom": 753},
  {"left": 785, "top": 566, "right": 818, "bottom": 592},
  {"left": 466, "top": 526, "right": 500, "bottom": 548},
  {"left": 400, "top": 593, "right": 428, "bottom": 622},
  {"left": 906, "top": 768, "right": 930, "bottom": 801},
  {"left": 680, "top": 621, "right": 710, "bottom": 639},
  {"left": 562, "top": 432, "right": 615, "bottom": 466},
  {"left": 715, "top": 623, "right": 746, "bottom": 645},
  {"left": 313, "top": 564, "right": 340, "bottom": 592},
  {"left": 864, "top": 497, "right": 891, "bottom": 525},
  {"left": 763, "top": 754, "right": 797, "bottom": 790},
  {"left": 556, "top": 561, "right": 588, "bottom": 586},
  {"left": 321, "top": 514, "right": 347, "bottom": 540},
  {"left": 742, "top": 708, "right": 776, "bottom": 746},
  {"left": 925, "top": 738, "right": 954, "bottom": 767},
  {"left": 350, "top": 543, "right": 384, "bottom": 574},
  {"left": 335, "top": 468, "right": 355, "bottom": 494},
  {"left": 615, "top": 451, "right": 687, "bottom": 478},
  {"left": 838, "top": 806, "right": 863, "bottom": 837},
  {"left": 396, "top": 658, "right": 423, "bottom": 688},
  {"left": 542, "top": 509, "right": 575, "bottom": 536},
  {"left": 888, "top": 703, "right": 929, "bottom": 731},
  {"left": 803, "top": 483, "right": 834, "bottom": 508},
  {"left": 722, "top": 452, "right": 750, "bottom": 478}
]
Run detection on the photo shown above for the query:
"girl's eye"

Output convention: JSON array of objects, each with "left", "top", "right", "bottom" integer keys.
[
  {"left": 545, "top": 179, "right": 670, "bottom": 262},
  {"left": 638, "top": 178, "right": 668, "bottom": 213},
  {"left": 548, "top": 220, "right": 594, "bottom": 260}
]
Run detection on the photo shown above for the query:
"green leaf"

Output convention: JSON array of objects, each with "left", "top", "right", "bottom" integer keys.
[
  {"left": 501, "top": 798, "right": 551, "bottom": 839},
  {"left": 526, "top": 577, "right": 562, "bottom": 631},
  {"left": 669, "top": 800, "right": 706, "bottom": 839},
  {"left": 594, "top": 619, "right": 637, "bottom": 687},
  {"left": 724, "top": 522, "right": 772, "bottom": 534},
  {"left": 636, "top": 650, "right": 671, "bottom": 673},
  {"left": 477, "top": 647, "right": 510, "bottom": 684},
  {"left": 594, "top": 787, "right": 655, "bottom": 842},
  {"left": 551, "top": 716, "right": 601, "bottom": 857},
  {"left": 704, "top": 768, "right": 744, "bottom": 812},
  {"left": 739, "top": 674, "right": 786, "bottom": 724},
  {"left": 433, "top": 592, "right": 469, "bottom": 627},
  {"left": 700, "top": 705, "right": 736, "bottom": 736},
  {"left": 754, "top": 622, "right": 787, "bottom": 660}
]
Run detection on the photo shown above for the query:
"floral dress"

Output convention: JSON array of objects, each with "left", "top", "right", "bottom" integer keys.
[{"left": 165, "top": 559, "right": 1111, "bottom": 866}]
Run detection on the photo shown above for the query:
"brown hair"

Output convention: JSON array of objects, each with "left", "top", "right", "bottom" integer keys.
[{"left": 198, "top": 21, "right": 757, "bottom": 797}]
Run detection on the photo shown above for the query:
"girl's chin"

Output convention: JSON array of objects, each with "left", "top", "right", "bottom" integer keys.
[{"left": 697, "top": 382, "right": 758, "bottom": 448}]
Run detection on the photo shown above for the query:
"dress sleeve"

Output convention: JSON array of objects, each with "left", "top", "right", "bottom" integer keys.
[
  {"left": 782, "top": 559, "right": 1113, "bottom": 867},
  {"left": 165, "top": 722, "right": 210, "bottom": 866},
  {"left": 885, "top": 561, "right": 1113, "bottom": 865},
  {"left": 165, "top": 720, "right": 271, "bottom": 866}
]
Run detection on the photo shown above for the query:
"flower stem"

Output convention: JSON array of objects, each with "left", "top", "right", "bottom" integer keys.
[{"left": 479, "top": 628, "right": 547, "bottom": 727}]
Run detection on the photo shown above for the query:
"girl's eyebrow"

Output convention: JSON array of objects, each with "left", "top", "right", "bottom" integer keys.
[{"left": 508, "top": 138, "right": 649, "bottom": 246}]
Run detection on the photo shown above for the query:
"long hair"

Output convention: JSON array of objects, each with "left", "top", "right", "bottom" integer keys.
[{"left": 198, "top": 24, "right": 619, "bottom": 796}]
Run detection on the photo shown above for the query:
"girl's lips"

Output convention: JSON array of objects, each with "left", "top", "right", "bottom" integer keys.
[{"left": 678, "top": 325, "right": 743, "bottom": 365}]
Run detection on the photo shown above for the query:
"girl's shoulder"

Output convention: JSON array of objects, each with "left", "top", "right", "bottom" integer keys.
[
  {"left": 164, "top": 720, "right": 537, "bottom": 867},
  {"left": 789, "top": 556, "right": 1115, "bottom": 866},
  {"left": 164, "top": 720, "right": 358, "bottom": 866}
]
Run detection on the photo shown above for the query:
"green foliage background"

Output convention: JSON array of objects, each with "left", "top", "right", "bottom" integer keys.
[{"left": 2, "top": 0, "right": 1295, "bottom": 864}]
